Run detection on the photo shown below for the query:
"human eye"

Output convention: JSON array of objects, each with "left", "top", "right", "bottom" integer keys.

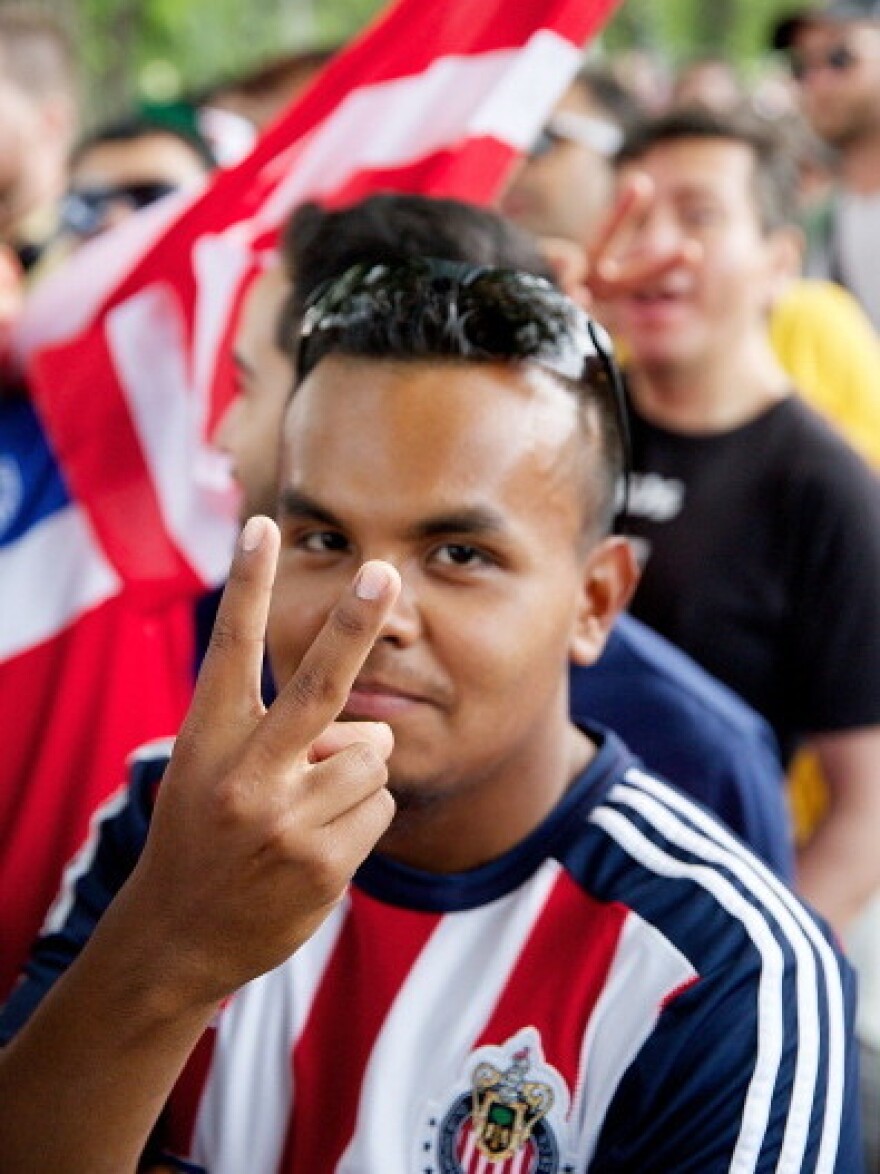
[
  {"left": 432, "top": 542, "right": 494, "bottom": 570},
  {"left": 681, "top": 202, "right": 723, "bottom": 230},
  {"left": 298, "top": 530, "right": 349, "bottom": 554}
]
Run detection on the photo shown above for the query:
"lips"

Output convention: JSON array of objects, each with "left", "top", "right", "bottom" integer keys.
[{"left": 343, "top": 676, "right": 439, "bottom": 722}]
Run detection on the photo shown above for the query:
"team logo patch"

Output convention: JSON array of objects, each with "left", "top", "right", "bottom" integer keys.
[{"left": 419, "top": 1027, "right": 574, "bottom": 1174}]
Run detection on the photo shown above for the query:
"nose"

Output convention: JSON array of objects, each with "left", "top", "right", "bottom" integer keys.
[
  {"left": 623, "top": 205, "right": 682, "bottom": 262},
  {"left": 376, "top": 570, "right": 421, "bottom": 647}
]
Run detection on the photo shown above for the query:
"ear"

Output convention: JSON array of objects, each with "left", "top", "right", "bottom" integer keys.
[
  {"left": 765, "top": 225, "right": 805, "bottom": 305},
  {"left": 569, "top": 536, "right": 640, "bottom": 667}
]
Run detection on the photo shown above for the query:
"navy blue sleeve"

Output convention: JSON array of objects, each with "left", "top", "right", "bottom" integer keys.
[
  {"left": 569, "top": 768, "right": 862, "bottom": 1173},
  {"left": 588, "top": 953, "right": 861, "bottom": 1172},
  {"left": 0, "top": 749, "right": 162, "bottom": 1044},
  {"left": 570, "top": 615, "right": 793, "bottom": 881}
]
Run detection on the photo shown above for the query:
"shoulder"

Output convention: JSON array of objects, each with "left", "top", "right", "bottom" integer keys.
[
  {"left": 564, "top": 766, "right": 857, "bottom": 1166},
  {"left": 574, "top": 618, "right": 790, "bottom": 873},
  {"left": 586, "top": 614, "right": 776, "bottom": 744},
  {"left": 580, "top": 765, "right": 846, "bottom": 983}
]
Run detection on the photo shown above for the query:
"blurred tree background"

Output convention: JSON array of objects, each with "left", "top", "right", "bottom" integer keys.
[{"left": 10, "top": 0, "right": 803, "bottom": 120}]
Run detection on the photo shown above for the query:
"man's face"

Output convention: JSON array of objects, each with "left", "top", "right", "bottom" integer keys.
[
  {"left": 610, "top": 138, "right": 784, "bottom": 376},
  {"left": 789, "top": 21, "right": 880, "bottom": 147},
  {"left": 268, "top": 355, "right": 625, "bottom": 825},
  {"left": 214, "top": 267, "right": 291, "bottom": 520},
  {"left": 498, "top": 83, "right": 618, "bottom": 245}
]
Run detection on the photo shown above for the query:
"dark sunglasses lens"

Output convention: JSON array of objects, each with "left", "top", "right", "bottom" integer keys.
[
  {"left": 60, "top": 191, "right": 110, "bottom": 236},
  {"left": 125, "top": 182, "right": 178, "bottom": 209}
]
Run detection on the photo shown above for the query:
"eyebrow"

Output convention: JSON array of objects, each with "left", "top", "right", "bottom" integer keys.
[
  {"left": 408, "top": 507, "right": 509, "bottom": 542},
  {"left": 277, "top": 489, "right": 509, "bottom": 540},
  {"left": 277, "top": 489, "right": 345, "bottom": 528}
]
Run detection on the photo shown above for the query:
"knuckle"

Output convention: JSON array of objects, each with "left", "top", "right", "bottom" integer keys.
[
  {"left": 345, "top": 740, "right": 387, "bottom": 779},
  {"left": 287, "top": 664, "right": 346, "bottom": 713},
  {"left": 208, "top": 614, "right": 243, "bottom": 655},
  {"left": 330, "top": 602, "right": 372, "bottom": 641}
]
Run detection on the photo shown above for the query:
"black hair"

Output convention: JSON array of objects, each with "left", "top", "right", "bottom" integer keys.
[
  {"left": 281, "top": 193, "right": 555, "bottom": 326},
  {"left": 69, "top": 112, "right": 217, "bottom": 173},
  {"left": 292, "top": 257, "right": 627, "bottom": 537},
  {"left": 616, "top": 104, "right": 800, "bottom": 233}
]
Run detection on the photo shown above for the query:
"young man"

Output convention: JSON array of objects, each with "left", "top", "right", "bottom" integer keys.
[
  {"left": 0, "top": 260, "right": 858, "bottom": 1172},
  {"left": 773, "top": 0, "right": 880, "bottom": 328},
  {"left": 214, "top": 192, "right": 791, "bottom": 874},
  {"left": 607, "top": 106, "right": 880, "bottom": 935}
]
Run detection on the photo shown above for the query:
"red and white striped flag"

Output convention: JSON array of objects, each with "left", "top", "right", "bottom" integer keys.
[
  {"left": 15, "top": 0, "right": 620, "bottom": 596},
  {"left": 0, "top": 0, "right": 621, "bottom": 996}
]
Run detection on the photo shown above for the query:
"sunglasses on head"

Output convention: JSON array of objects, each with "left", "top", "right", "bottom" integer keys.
[
  {"left": 297, "top": 258, "right": 632, "bottom": 529},
  {"left": 528, "top": 111, "right": 623, "bottom": 160},
  {"left": 790, "top": 42, "right": 860, "bottom": 81},
  {"left": 60, "top": 181, "right": 179, "bottom": 237}
]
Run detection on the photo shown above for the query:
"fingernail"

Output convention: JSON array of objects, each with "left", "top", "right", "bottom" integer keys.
[
  {"left": 354, "top": 561, "right": 392, "bottom": 601},
  {"left": 240, "top": 516, "right": 266, "bottom": 552}
]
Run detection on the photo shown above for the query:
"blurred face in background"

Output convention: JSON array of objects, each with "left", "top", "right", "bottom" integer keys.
[
  {"left": 62, "top": 130, "right": 211, "bottom": 242},
  {"left": 214, "top": 265, "right": 291, "bottom": 521},
  {"left": 789, "top": 20, "right": 880, "bottom": 147},
  {"left": 498, "top": 82, "right": 622, "bottom": 246},
  {"left": 610, "top": 137, "right": 789, "bottom": 377}
]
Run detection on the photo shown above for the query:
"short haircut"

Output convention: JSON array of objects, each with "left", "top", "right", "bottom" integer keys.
[
  {"left": 616, "top": 105, "right": 800, "bottom": 233},
  {"left": 0, "top": 5, "right": 77, "bottom": 102},
  {"left": 69, "top": 113, "right": 217, "bottom": 173},
  {"left": 282, "top": 193, "right": 555, "bottom": 323},
  {"left": 292, "top": 258, "right": 627, "bottom": 538}
]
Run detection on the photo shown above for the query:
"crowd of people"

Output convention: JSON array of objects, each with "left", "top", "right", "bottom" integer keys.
[{"left": 2, "top": 0, "right": 880, "bottom": 1169}]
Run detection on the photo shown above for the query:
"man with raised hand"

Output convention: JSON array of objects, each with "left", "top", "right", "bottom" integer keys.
[{"left": 0, "top": 261, "right": 859, "bottom": 1172}]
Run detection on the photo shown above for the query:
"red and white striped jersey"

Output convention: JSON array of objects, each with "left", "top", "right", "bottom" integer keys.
[{"left": 138, "top": 733, "right": 857, "bottom": 1173}]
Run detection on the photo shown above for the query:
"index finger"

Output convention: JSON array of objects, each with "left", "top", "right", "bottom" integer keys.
[
  {"left": 587, "top": 173, "right": 654, "bottom": 272},
  {"left": 259, "top": 560, "right": 402, "bottom": 761},
  {"left": 184, "top": 514, "right": 279, "bottom": 732}
]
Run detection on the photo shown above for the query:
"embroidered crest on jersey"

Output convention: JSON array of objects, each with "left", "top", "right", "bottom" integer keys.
[{"left": 420, "top": 1027, "right": 573, "bottom": 1174}]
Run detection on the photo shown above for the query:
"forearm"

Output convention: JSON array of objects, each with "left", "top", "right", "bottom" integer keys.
[
  {"left": 797, "top": 811, "right": 880, "bottom": 932},
  {"left": 0, "top": 881, "right": 219, "bottom": 1174},
  {"left": 797, "top": 728, "right": 880, "bottom": 933}
]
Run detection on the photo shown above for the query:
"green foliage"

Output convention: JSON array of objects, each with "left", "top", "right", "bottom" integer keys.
[
  {"left": 46, "top": 0, "right": 801, "bottom": 118},
  {"left": 603, "top": 0, "right": 800, "bottom": 66}
]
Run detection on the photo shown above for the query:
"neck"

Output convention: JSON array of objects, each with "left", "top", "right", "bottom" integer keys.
[
  {"left": 840, "top": 131, "right": 880, "bottom": 194},
  {"left": 627, "top": 332, "right": 789, "bottom": 434},
  {"left": 376, "top": 720, "right": 594, "bottom": 873}
]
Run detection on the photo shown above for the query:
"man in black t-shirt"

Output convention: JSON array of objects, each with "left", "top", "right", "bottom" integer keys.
[{"left": 607, "top": 105, "right": 880, "bottom": 938}]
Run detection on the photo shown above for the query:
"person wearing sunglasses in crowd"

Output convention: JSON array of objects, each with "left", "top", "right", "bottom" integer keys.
[
  {"left": 0, "top": 253, "right": 861, "bottom": 1173},
  {"left": 773, "top": 0, "right": 880, "bottom": 329},
  {"left": 58, "top": 114, "right": 216, "bottom": 247},
  {"left": 498, "top": 66, "right": 640, "bottom": 255}
]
